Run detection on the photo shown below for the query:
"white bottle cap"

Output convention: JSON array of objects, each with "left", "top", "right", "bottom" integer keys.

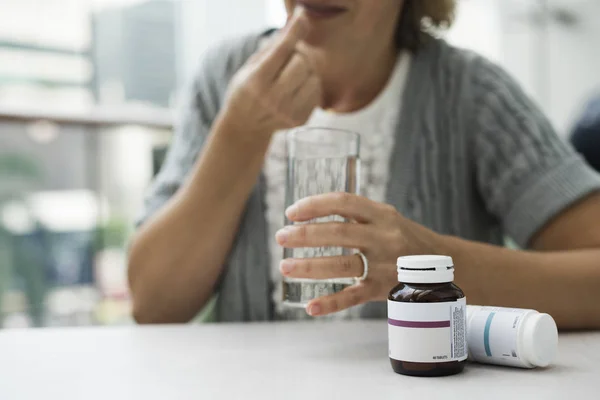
[
  {"left": 521, "top": 313, "right": 559, "bottom": 367},
  {"left": 396, "top": 255, "right": 454, "bottom": 284}
]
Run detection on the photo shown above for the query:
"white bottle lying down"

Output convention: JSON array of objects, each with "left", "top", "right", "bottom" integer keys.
[{"left": 466, "top": 306, "right": 559, "bottom": 368}]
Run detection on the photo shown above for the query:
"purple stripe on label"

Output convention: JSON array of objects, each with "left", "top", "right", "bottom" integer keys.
[{"left": 388, "top": 318, "right": 451, "bottom": 328}]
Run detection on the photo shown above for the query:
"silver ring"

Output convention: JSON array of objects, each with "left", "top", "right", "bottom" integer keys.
[{"left": 355, "top": 252, "right": 369, "bottom": 282}]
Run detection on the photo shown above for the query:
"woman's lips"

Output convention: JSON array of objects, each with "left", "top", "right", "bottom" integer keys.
[{"left": 297, "top": 2, "right": 347, "bottom": 19}]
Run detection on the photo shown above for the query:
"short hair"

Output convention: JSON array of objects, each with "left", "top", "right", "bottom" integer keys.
[{"left": 396, "top": 0, "right": 456, "bottom": 52}]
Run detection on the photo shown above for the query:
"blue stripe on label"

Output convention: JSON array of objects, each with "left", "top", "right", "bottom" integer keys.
[{"left": 484, "top": 312, "right": 496, "bottom": 357}]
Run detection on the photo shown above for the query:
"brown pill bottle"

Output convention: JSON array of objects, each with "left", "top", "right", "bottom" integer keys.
[{"left": 388, "top": 255, "right": 467, "bottom": 377}]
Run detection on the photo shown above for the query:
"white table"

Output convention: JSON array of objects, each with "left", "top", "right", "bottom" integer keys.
[{"left": 0, "top": 321, "right": 598, "bottom": 400}]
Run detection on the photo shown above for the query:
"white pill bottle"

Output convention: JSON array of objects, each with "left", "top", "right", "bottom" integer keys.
[{"left": 466, "top": 306, "right": 559, "bottom": 368}]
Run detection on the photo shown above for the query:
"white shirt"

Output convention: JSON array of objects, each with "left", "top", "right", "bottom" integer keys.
[{"left": 264, "top": 52, "right": 411, "bottom": 319}]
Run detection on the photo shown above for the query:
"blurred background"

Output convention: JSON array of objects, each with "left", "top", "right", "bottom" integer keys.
[{"left": 0, "top": 0, "right": 598, "bottom": 329}]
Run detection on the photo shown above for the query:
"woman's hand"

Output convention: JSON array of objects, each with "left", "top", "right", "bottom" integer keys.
[
  {"left": 222, "top": 9, "right": 321, "bottom": 140},
  {"left": 276, "top": 193, "right": 444, "bottom": 316}
]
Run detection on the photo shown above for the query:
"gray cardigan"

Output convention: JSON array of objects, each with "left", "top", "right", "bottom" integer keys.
[{"left": 138, "top": 32, "right": 600, "bottom": 322}]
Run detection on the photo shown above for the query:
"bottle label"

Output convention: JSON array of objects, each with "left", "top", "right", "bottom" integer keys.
[
  {"left": 388, "top": 298, "right": 467, "bottom": 363},
  {"left": 467, "top": 307, "right": 530, "bottom": 368}
]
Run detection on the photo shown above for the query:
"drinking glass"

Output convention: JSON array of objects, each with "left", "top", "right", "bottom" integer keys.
[{"left": 282, "top": 127, "right": 360, "bottom": 307}]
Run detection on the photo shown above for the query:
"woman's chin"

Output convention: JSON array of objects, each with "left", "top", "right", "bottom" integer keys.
[
  {"left": 300, "top": 27, "right": 337, "bottom": 48},
  {"left": 302, "top": 33, "right": 326, "bottom": 47}
]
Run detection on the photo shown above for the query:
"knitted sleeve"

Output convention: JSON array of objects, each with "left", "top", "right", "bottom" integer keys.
[{"left": 471, "top": 58, "right": 600, "bottom": 247}]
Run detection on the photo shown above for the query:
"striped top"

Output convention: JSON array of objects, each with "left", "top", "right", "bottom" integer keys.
[{"left": 137, "top": 31, "right": 600, "bottom": 322}]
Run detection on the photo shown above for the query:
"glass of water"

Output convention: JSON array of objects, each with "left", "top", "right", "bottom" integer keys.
[{"left": 282, "top": 127, "right": 360, "bottom": 308}]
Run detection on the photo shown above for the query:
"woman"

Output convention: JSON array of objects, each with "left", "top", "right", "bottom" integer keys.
[{"left": 128, "top": 0, "right": 600, "bottom": 328}]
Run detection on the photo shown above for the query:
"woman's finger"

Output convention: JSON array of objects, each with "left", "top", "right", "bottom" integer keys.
[
  {"left": 257, "top": 8, "right": 308, "bottom": 81},
  {"left": 289, "top": 74, "right": 321, "bottom": 124},
  {"left": 280, "top": 254, "right": 365, "bottom": 279},
  {"left": 275, "top": 222, "right": 377, "bottom": 250},
  {"left": 276, "top": 52, "right": 311, "bottom": 96},
  {"left": 286, "top": 193, "right": 387, "bottom": 223},
  {"left": 306, "top": 284, "right": 371, "bottom": 316}
]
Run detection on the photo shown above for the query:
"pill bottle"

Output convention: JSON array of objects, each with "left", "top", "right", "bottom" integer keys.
[
  {"left": 388, "top": 255, "right": 467, "bottom": 377},
  {"left": 466, "top": 306, "right": 558, "bottom": 368}
]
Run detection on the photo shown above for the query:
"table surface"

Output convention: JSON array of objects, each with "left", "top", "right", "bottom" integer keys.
[{"left": 0, "top": 321, "right": 598, "bottom": 400}]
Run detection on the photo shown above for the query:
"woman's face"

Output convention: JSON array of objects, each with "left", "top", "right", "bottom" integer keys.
[{"left": 283, "top": 0, "right": 403, "bottom": 52}]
